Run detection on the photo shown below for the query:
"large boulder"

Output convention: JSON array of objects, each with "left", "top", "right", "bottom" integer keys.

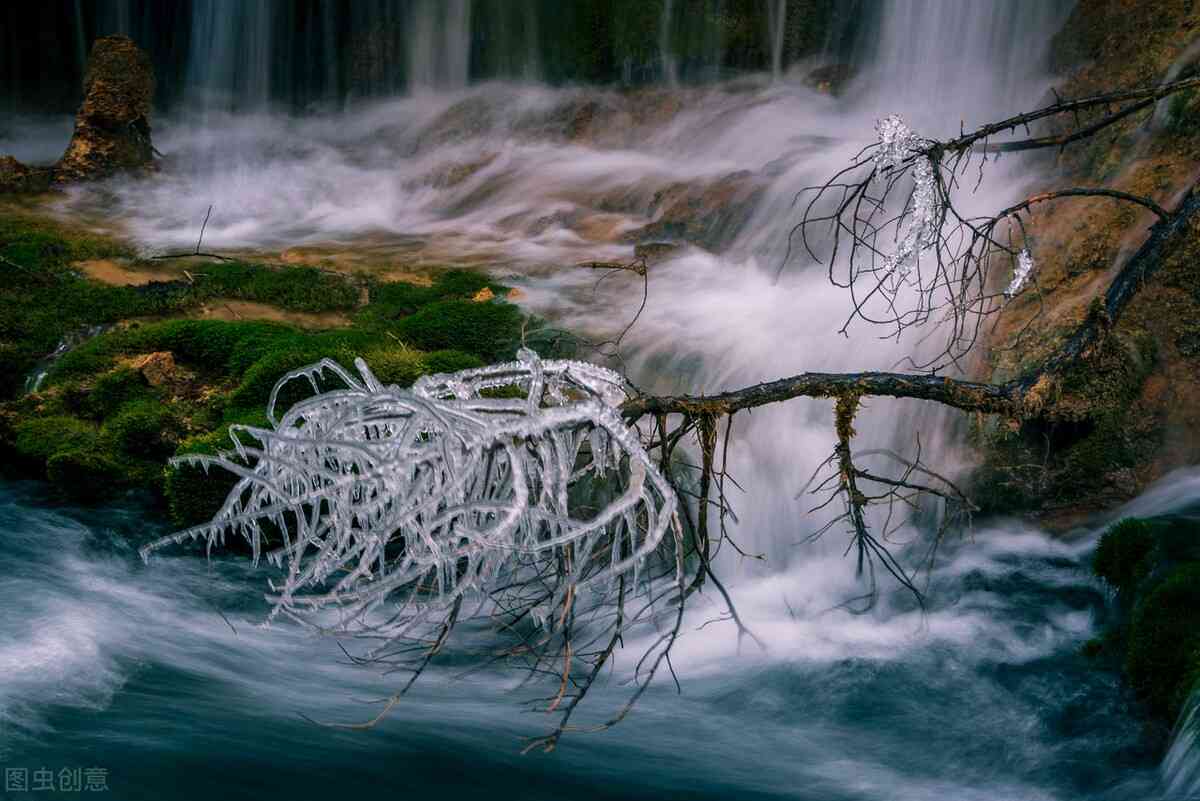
[{"left": 55, "top": 35, "right": 156, "bottom": 183}]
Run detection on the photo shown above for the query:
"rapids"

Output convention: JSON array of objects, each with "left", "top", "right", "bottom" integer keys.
[{"left": 3, "top": 472, "right": 1197, "bottom": 799}]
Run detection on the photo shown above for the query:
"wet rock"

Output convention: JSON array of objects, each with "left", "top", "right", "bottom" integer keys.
[
  {"left": 0, "top": 156, "right": 51, "bottom": 194},
  {"left": 803, "top": 63, "right": 855, "bottom": 96},
  {"left": 420, "top": 152, "right": 499, "bottom": 189},
  {"left": 55, "top": 35, "right": 156, "bottom": 183},
  {"left": 623, "top": 170, "right": 766, "bottom": 251},
  {"left": 633, "top": 241, "right": 684, "bottom": 264},
  {"left": 413, "top": 96, "right": 495, "bottom": 153},
  {"left": 125, "top": 352, "right": 181, "bottom": 388}
]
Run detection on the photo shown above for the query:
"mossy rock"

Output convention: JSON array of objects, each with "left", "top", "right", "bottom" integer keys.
[
  {"left": 164, "top": 427, "right": 256, "bottom": 528},
  {"left": 195, "top": 262, "right": 359, "bottom": 313},
  {"left": 357, "top": 270, "right": 498, "bottom": 326},
  {"left": 46, "top": 449, "right": 127, "bottom": 502},
  {"left": 1094, "top": 518, "right": 1157, "bottom": 596},
  {"left": 395, "top": 299, "right": 524, "bottom": 362},
  {"left": 13, "top": 415, "right": 99, "bottom": 464},
  {"left": 103, "top": 400, "right": 182, "bottom": 459},
  {"left": 83, "top": 367, "right": 155, "bottom": 418},
  {"left": 420, "top": 349, "right": 485, "bottom": 376},
  {"left": 1126, "top": 562, "right": 1200, "bottom": 719}
]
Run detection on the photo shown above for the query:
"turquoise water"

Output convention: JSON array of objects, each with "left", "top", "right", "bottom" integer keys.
[{"left": 5, "top": 475, "right": 1195, "bottom": 800}]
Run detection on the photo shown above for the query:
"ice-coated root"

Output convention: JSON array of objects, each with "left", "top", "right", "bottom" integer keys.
[{"left": 140, "top": 348, "right": 689, "bottom": 746}]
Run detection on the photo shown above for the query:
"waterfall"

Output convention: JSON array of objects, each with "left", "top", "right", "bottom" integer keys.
[
  {"left": 660, "top": 0, "right": 678, "bottom": 86},
  {"left": 186, "top": 0, "right": 275, "bottom": 111},
  {"left": 1166, "top": 688, "right": 1200, "bottom": 800},
  {"left": 10, "top": 3, "right": 1200, "bottom": 798},
  {"left": 407, "top": 0, "right": 472, "bottom": 93},
  {"left": 767, "top": 0, "right": 787, "bottom": 80},
  {"left": 855, "top": 0, "right": 1073, "bottom": 131}
]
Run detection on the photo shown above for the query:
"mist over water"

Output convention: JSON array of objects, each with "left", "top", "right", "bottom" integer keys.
[{"left": 5, "top": 0, "right": 1200, "bottom": 797}]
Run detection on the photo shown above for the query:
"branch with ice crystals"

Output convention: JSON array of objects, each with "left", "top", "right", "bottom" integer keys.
[
  {"left": 141, "top": 348, "right": 683, "bottom": 647},
  {"left": 873, "top": 115, "right": 942, "bottom": 282},
  {"left": 1005, "top": 249, "right": 1035, "bottom": 298}
]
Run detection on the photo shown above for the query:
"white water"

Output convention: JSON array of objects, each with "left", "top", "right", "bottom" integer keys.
[
  {"left": 2, "top": 468, "right": 1192, "bottom": 798},
  {"left": 50, "top": 0, "right": 1068, "bottom": 567}
]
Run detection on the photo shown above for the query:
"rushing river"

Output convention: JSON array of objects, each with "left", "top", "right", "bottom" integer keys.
[{"left": 3, "top": 473, "right": 1199, "bottom": 800}]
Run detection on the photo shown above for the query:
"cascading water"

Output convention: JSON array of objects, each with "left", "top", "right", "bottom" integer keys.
[
  {"left": 1166, "top": 690, "right": 1200, "bottom": 799},
  {"left": 407, "top": 0, "right": 473, "bottom": 93},
  {"left": 2, "top": 2, "right": 1199, "bottom": 798},
  {"left": 767, "top": 0, "right": 788, "bottom": 79}
]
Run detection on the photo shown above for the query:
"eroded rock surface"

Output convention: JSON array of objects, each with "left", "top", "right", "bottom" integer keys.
[
  {"left": 55, "top": 35, "right": 156, "bottom": 183},
  {"left": 0, "top": 156, "right": 51, "bottom": 194}
]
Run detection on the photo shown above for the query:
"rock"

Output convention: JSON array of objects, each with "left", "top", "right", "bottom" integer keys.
[
  {"left": 55, "top": 35, "right": 156, "bottom": 183},
  {"left": 633, "top": 241, "right": 683, "bottom": 264},
  {"left": 803, "top": 63, "right": 855, "bottom": 96},
  {"left": 126, "top": 352, "right": 180, "bottom": 388},
  {"left": 623, "top": 170, "right": 766, "bottom": 251},
  {"left": 420, "top": 152, "right": 498, "bottom": 189},
  {"left": 413, "top": 96, "right": 495, "bottom": 154},
  {"left": 0, "top": 155, "right": 52, "bottom": 194}
]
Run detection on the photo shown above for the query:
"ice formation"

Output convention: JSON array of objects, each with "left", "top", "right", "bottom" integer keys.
[
  {"left": 140, "top": 349, "right": 681, "bottom": 646},
  {"left": 873, "top": 114, "right": 941, "bottom": 281},
  {"left": 1004, "top": 248, "right": 1035, "bottom": 298}
]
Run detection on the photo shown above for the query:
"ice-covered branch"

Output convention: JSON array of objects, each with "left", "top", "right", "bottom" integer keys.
[
  {"left": 141, "top": 349, "right": 688, "bottom": 746},
  {"left": 790, "top": 74, "right": 1200, "bottom": 372}
]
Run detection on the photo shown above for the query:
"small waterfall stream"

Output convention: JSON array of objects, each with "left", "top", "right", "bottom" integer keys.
[{"left": 1166, "top": 692, "right": 1200, "bottom": 799}]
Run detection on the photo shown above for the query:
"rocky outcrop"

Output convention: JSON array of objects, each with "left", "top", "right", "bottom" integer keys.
[
  {"left": 973, "top": 0, "right": 1200, "bottom": 524},
  {"left": 0, "top": 156, "right": 51, "bottom": 194},
  {"left": 55, "top": 35, "right": 156, "bottom": 183},
  {"left": 0, "top": 36, "right": 156, "bottom": 192}
]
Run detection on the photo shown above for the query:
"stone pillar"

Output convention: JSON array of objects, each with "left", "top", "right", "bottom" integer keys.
[{"left": 54, "top": 35, "right": 156, "bottom": 183}]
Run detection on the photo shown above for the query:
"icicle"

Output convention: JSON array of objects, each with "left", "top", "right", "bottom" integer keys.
[
  {"left": 872, "top": 114, "right": 941, "bottom": 282},
  {"left": 1005, "top": 249, "right": 1035, "bottom": 297}
]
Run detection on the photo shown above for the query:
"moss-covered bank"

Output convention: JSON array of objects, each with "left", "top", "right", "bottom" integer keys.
[
  {"left": 0, "top": 209, "right": 548, "bottom": 528},
  {"left": 1087, "top": 516, "right": 1200, "bottom": 733}
]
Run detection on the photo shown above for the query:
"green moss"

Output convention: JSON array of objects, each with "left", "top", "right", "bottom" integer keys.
[
  {"left": 395, "top": 299, "right": 524, "bottom": 362},
  {"left": 1168, "top": 88, "right": 1200, "bottom": 136},
  {"left": 356, "top": 269, "right": 497, "bottom": 326},
  {"left": 3, "top": 243, "right": 538, "bottom": 524},
  {"left": 1094, "top": 518, "right": 1156, "bottom": 596},
  {"left": 164, "top": 423, "right": 261, "bottom": 528},
  {"left": 84, "top": 367, "right": 154, "bottom": 418},
  {"left": 14, "top": 416, "right": 99, "bottom": 463},
  {"left": 1126, "top": 562, "right": 1200, "bottom": 719},
  {"left": 359, "top": 347, "right": 427, "bottom": 386},
  {"left": 420, "top": 349, "right": 485, "bottom": 375},
  {"left": 103, "top": 400, "right": 182, "bottom": 459},
  {"left": 195, "top": 261, "right": 359, "bottom": 313},
  {"left": 46, "top": 449, "right": 126, "bottom": 502}
]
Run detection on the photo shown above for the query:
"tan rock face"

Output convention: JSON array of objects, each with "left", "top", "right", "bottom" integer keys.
[
  {"left": 126, "top": 352, "right": 179, "bottom": 388},
  {"left": 55, "top": 35, "right": 156, "bottom": 183},
  {"left": 0, "top": 156, "right": 51, "bottom": 194}
]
